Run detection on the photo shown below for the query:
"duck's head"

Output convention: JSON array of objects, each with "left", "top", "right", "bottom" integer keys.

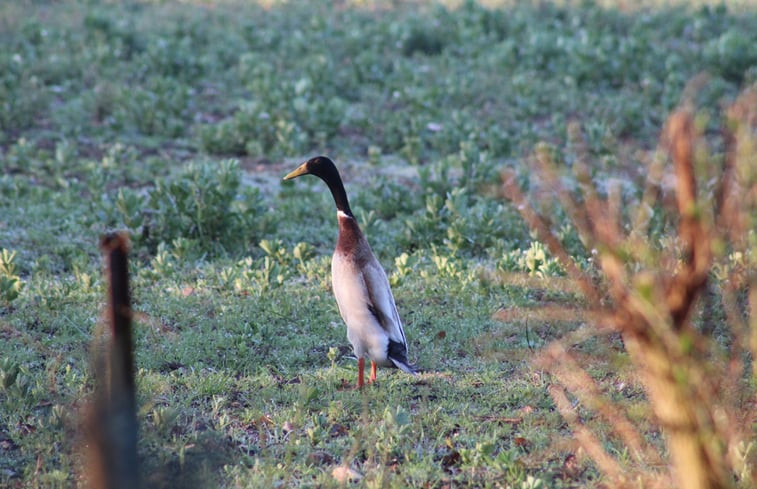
[
  {"left": 283, "top": 156, "right": 352, "bottom": 216},
  {"left": 283, "top": 156, "right": 339, "bottom": 182}
]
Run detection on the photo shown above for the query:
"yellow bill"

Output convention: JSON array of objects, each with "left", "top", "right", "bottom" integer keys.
[{"left": 283, "top": 162, "right": 310, "bottom": 180}]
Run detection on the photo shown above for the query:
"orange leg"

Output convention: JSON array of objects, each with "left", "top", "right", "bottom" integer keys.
[
  {"left": 357, "top": 357, "right": 365, "bottom": 389},
  {"left": 369, "top": 360, "right": 377, "bottom": 384}
]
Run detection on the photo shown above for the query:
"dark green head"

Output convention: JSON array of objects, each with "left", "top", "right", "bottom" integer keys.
[
  {"left": 283, "top": 156, "right": 338, "bottom": 181},
  {"left": 284, "top": 156, "right": 352, "bottom": 216}
]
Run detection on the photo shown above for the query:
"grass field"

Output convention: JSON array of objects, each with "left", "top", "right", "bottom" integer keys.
[{"left": 1, "top": 0, "right": 756, "bottom": 487}]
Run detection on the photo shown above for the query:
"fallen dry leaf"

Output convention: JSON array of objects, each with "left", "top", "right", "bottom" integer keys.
[
  {"left": 514, "top": 437, "right": 529, "bottom": 448},
  {"left": 256, "top": 415, "right": 273, "bottom": 427},
  {"left": 332, "top": 465, "right": 363, "bottom": 483}
]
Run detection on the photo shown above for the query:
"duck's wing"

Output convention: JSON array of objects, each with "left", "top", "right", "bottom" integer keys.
[
  {"left": 362, "top": 257, "right": 416, "bottom": 374},
  {"left": 362, "top": 257, "right": 406, "bottom": 345}
]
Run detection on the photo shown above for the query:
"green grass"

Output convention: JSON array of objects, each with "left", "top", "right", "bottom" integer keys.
[{"left": 1, "top": 0, "right": 755, "bottom": 487}]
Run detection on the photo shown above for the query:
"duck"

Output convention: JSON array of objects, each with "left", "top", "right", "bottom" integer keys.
[{"left": 283, "top": 156, "right": 417, "bottom": 388}]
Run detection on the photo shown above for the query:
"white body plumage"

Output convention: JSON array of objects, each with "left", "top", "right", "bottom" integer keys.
[{"left": 331, "top": 212, "right": 410, "bottom": 370}]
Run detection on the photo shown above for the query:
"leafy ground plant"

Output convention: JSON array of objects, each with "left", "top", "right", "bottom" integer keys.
[
  {"left": 0, "top": 249, "right": 23, "bottom": 305},
  {"left": 1, "top": 0, "right": 756, "bottom": 488}
]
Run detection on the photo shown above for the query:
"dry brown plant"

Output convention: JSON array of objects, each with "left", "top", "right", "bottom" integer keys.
[{"left": 502, "top": 85, "right": 757, "bottom": 489}]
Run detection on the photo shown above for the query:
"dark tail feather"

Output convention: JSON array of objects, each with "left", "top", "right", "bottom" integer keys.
[
  {"left": 387, "top": 339, "right": 418, "bottom": 375},
  {"left": 390, "top": 357, "right": 418, "bottom": 375}
]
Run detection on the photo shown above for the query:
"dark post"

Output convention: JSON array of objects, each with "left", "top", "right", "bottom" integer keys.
[{"left": 97, "top": 231, "right": 139, "bottom": 489}]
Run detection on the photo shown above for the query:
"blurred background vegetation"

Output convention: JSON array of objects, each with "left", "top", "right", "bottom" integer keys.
[{"left": 0, "top": 1, "right": 755, "bottom": 488}]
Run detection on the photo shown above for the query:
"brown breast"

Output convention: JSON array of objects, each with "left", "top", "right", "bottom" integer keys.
[{"left": 336, "top": 213, "right": 371, "bottom": 265}]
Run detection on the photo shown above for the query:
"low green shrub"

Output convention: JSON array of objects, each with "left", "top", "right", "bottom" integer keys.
[
  {"left": 113, "top": 159, "right": 268, "bottom": 255},
  {"left": 0, "top": 249, "right": 23, "bottom": 305}
]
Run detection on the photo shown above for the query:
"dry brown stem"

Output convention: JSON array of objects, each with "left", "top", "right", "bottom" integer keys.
[
  {"left": 504, "top": 89, "right": 757, "bottom": 489},
  {"left": 539, "top": 342, "right": 659, "bottom": 466},
  {"left": 548, "top": 384, "right": 627, "bottom": 484},
  {"left": 665, "top": 110, "right": 712, "bottom": 327},
  {"left": 501, "top": 170, "right": 600, "bottom": 305}
]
